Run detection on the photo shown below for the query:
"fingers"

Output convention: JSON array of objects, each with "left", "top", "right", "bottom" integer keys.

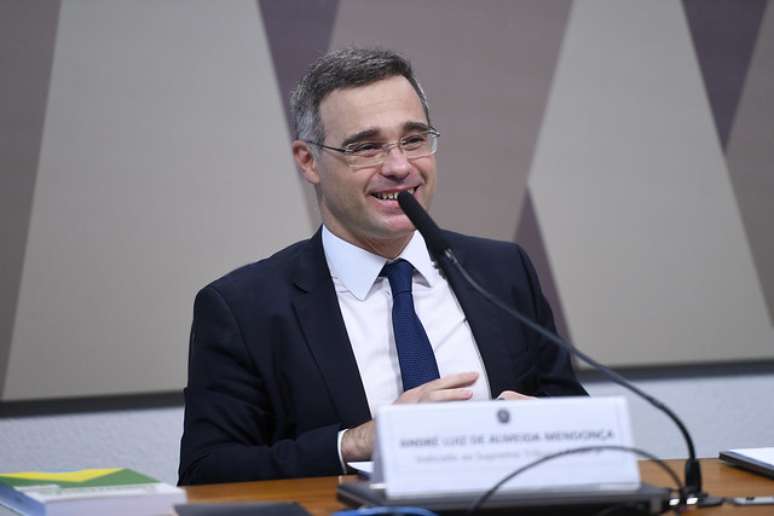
[
  {"left": 496, "top": 390, "right": 536, "bottom": 401},
  {"left": 424, "top": 387, "right": 474, "bottom": 402},
  {"left": 424, "top": 371, "right": 479, "bottom": 390},
  {"left": 396, "top": 372, "right": 479, "bottom": 404}
]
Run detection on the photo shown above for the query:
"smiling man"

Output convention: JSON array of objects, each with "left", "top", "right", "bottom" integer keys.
[
  {"left": 294, "top": 74, "right": 435, "bottom": 259},
  {"left": 178, "top": 47, "right": 586, "bottom": 485}
]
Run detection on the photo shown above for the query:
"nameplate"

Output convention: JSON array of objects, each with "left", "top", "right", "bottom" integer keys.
[{"left": 372, "top": 397, "right": 639, "bottom": 498}]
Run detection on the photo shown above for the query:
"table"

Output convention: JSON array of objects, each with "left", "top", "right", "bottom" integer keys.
[{"left": 184, "top": 459, "right": 774, "bottom": 515}]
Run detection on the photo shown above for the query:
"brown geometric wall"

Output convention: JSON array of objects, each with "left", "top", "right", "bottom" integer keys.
[
  {"left": 0, "top": 1, "right": 62, "bottom": 399},
  {"left": 685, "top": 0, "right": 774, "bottom": 324},
  {"left": 1, "top": 0, "right": 771, "bottom": 401},
  {"left": 528, "top": 0, "right": 772, "bottom": 366},
  {"left": 683, "top": 0, "right": 768, "bottom": 149},
  {"left": 1, "top": 1, "right": 313, "bottom": 401},
  {"left": 722, "top": 3, "right": 774, "bottom": 324}
]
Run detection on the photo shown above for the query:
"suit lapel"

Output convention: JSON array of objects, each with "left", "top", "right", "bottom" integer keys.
[
  {"left": 443, "top": 245, "right": 520, "bottom": 399},
  {"left": 291, "top": 230, "right": 372, "bottom": 427}
]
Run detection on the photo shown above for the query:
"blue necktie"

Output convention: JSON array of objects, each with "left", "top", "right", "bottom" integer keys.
[{"left": 382, "top": 259, "right": 440, "bottom": 391}]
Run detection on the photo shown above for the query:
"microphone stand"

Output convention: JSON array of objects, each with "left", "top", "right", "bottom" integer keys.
[
  {"left": 396, "top": 190, "right": 722, "bottom": 508},
  {"left": 441, "top": 249, "right": 723, "bottom": 508}
]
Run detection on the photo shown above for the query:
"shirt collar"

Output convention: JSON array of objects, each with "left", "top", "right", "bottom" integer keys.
[{"left": 321, "top": 225, "right": 439, "bottom": 300}]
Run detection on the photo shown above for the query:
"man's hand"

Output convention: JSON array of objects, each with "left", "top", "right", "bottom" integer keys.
[
  {"left": 496, "top": 390, "right": 536, "bottom": 400},
  {"left": 395, "top": 371, "right": 479, "bottom": 404},
  {"left": 341, "top": 372, "right": 480, "bottom": 462},
  {"left": 340, "top": 420, "right": 375, "bottom": 462}
]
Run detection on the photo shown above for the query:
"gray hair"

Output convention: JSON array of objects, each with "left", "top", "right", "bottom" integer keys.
[{"left": 289, "top": 47, "right": 431, "bottom": 144}]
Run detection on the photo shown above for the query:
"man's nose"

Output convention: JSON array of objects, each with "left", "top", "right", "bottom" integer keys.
[{"left": 380, "top": 146, "right": 412, "bottom": 177}]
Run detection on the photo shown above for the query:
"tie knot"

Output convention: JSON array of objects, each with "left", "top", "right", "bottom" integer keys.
[{"left": 381, "top": 259, "right": 414, "bottom": 294}]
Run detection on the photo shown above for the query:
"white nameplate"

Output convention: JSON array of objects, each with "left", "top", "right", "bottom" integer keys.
[{"left": 372, "top": 396, "right": 639, "bottom": 498}]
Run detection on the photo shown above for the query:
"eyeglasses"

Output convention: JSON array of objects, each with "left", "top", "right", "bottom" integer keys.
[{"left": 304, "top": 129, "right": 440, "bottom": 170}]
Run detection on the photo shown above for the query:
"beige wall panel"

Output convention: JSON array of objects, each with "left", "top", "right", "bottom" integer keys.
[
  {"left": 330, "top": 0, "right": 570, "bottom": 240},
  {"left": 0, "top": 1, "right": 61, "bottom": 396},
  {"left": 726, "top": 3, "right": 774, "bottom": 324},
  {"left": 4, "top": 0, "right": 311, "bottom": 400},
  {"left": 529, "top": 1, "right": 773, "bottom": 366}
]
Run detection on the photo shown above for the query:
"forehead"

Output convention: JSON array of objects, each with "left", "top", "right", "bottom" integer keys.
[{"left": 318, "top": 75, "right": 427, "bottom": 141}]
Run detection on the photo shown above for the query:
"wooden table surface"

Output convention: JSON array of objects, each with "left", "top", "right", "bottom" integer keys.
[{"left": 184, "top": 459, "right": 774, "bottom": 515}]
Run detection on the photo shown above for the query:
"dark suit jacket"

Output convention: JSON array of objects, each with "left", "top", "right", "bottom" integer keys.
[{"left": 178, "top": 229, "right": 586, "bottom": 485}]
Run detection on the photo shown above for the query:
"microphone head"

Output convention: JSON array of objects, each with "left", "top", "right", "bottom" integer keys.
[{"left": 397, "top": 191, "right": 451, "bottom": 256}]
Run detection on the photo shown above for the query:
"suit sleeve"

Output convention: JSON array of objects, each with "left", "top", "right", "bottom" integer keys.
[
  {"left": 516, "top": 247, "right": 588, "bottom": 397},
  {"left": 178, "top": 286, "right": 342, "bottom": 485}
]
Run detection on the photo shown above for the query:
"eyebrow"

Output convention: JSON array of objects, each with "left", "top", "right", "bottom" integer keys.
[
  {"left": 339, "top": 121, "right": 432, "bottom": 148},
  {"left": 340, "top": 128, "right": 380, "bottom": 148}
]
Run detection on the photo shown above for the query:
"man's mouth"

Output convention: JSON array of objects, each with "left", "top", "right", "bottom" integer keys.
[{"left": 371, "top": 187, "right": 417, "bottom": 201}]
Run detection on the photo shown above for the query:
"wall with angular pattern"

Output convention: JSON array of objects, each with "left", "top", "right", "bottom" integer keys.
[{"left": 1, "top": 0, "right": 772, "bottom": 401}]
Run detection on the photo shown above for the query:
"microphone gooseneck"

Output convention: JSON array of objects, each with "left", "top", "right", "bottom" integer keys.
[{"left": 396, "top": 190, "right": 714, "bottom": 504}]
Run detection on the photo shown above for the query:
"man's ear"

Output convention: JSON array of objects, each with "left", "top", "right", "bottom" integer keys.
[{"left": 292, "top": 140, "right": 320, "bottom": 185}]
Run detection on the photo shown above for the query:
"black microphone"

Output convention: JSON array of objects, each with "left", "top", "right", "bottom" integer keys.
[
  {"left": 397, "top": 192, "right": 452, "bottom": 258},
  {"left": 396, "top": 190, "right": 718, "bottom": 506}
]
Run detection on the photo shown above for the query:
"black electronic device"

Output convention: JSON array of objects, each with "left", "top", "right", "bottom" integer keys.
[
  {"left": 338, "top": 479, "right": 670, "bottom": 515},
  {"left": 720, "top": 449, "right": 774, "bottom": 479}
]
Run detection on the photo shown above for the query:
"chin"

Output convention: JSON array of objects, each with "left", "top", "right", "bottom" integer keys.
[{"left": 382, "top": 216, "right": 416, "bottom": 236}]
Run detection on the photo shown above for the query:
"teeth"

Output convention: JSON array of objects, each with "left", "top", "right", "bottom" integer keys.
[{"left": 374, "top": 187, "right": 415, "bottom": 201}]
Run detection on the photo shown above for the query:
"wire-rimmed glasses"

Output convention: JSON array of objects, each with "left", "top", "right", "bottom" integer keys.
[{"left": 304, "top": 129, "right": 440, "bottom": 170}]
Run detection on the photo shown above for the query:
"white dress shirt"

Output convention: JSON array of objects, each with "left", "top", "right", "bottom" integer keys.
[{"left": 322, "top": 226, "right": 491, "bottom": 415}]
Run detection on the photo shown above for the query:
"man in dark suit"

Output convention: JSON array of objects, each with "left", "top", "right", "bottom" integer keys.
[{"left": 179, "top": 47, "right": 586, "bottom": 485}]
